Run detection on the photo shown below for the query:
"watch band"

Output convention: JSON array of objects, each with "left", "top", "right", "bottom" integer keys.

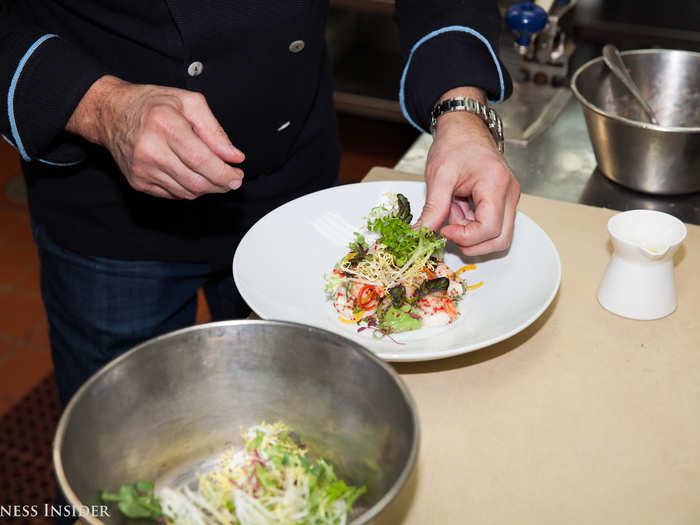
[{"left": 430, "top": 97, "right": 505, "bottom": 153}]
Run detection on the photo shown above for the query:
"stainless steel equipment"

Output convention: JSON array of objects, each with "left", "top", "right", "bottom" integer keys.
[
  {"left": 498, "top": 1, "right": 578, "bottom": 145},
  {"left": 571, "top": 49, "right": 700, "bottom": 195},
  {"left": 505, "top": 0, "right": 578, "bottom": 86},
  {"left": 394, "top": 95, "right": 700, "bottom": 225},
  {"left": 53, "top": 320, "right": 419, "bottom": 525},
  {"left": 601, "top": 44, "right": 658, "bottom": 125}
]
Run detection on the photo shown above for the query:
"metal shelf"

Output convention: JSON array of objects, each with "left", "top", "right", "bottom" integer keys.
[{"left": 327, "top": 5, "right": 405, "bottom": 122}]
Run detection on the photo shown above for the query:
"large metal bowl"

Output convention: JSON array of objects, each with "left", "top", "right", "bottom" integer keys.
[
  {"left": 571, "top": 49, "right": 700, "bottom": 194},
  {"left": 53, "top": 320, "right": 419, "bottom": 524}
]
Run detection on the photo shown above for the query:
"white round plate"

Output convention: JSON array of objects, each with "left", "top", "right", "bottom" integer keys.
[{"left": 233, "top": 181, "right": 561, "bottom": 362}]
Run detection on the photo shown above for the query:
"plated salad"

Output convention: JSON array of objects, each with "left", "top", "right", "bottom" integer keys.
[
  {"left": 102, "top": 422, "right": 365, "bottom": 525},
  {"left": 324, "top": 193, "right": 479, "bottom": 340}
]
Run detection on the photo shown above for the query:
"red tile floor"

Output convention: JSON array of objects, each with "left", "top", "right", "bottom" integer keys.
[
  {"left": 0, "top": 114, "right": 418, "bottom": 418},
  {"left": 0, "top": 149, "right": 51, "bottom": 417}
]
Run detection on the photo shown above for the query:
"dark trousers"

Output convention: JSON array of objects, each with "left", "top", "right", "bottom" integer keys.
[
  {"left": 33, "top": 221, "right": 251, "bottom": 524},
  {"left": 32, "top": 221, "right": 251, "bottom": 408}
]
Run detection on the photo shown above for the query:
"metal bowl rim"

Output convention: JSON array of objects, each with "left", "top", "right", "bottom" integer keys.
[
  {"left": 52, "top": 319, "right": 420, "bottom": 525},
  {"left": 570, "top": 48, "right": 700, "bottom": 133}
]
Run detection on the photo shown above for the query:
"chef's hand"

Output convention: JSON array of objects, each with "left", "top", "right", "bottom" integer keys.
[
  {"left": 417, "top": 87, "right": 520, "bottom": 256},
  {"left": 66, "top": 75, "right": 244, "bottom": 199}
]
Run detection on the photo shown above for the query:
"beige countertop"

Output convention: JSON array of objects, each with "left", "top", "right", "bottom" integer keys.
[{"left": 363, "top": 167, "right": 700, "bottom": 525}]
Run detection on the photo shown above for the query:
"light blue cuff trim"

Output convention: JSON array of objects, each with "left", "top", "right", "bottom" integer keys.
[
  {"left": 37, "top": 157, "right": 83, "bottom": 167},
  {"left": 8, "top": 34, "right": 58, "bottom": 162},
  {"left": 3, "top": 132, "right": 83, "bottom": 167},
  {"left": 399, "top": 25, "right": 506, "bottom": 133},
  {"left": 2, "top": 133, "right": 15, "bottom": 148}
]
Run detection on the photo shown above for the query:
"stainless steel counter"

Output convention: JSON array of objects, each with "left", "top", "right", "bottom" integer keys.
[{"left": 394, "top": 96, "right": 700, "bottom": 225}]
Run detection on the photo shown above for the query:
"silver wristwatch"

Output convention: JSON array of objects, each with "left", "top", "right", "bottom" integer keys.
[{"left": 430, "top": 97, "right": 505, "bottom": 153}]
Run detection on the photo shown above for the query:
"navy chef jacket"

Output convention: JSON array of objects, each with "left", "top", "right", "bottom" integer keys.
[{"left": 1, "top": 1, "right": 512, "bottom": 269}]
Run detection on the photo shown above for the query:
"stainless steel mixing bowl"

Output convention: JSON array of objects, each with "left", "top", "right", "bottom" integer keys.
[
  {"left": 571, "top": 49, "right": 700, "bottom": 194},
  {"left": 53, "top": 320, "right": 419, "bottom": 524}
]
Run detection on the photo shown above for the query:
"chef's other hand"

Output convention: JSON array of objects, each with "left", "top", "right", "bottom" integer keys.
[
  {"left": 67, "top": 75, "right": 245, "bottom": 199},
  {"left": 417, "top": 88, "right": 520, "bottom": 256}
]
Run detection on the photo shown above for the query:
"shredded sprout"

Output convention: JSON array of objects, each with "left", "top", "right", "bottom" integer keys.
[{"left": 158, "top": 423, "right": 364, "bottom": 525}]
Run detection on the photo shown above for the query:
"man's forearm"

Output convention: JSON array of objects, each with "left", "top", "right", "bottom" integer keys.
[{"left": 66, "top": 74, "right": 126, "bottom": 146}]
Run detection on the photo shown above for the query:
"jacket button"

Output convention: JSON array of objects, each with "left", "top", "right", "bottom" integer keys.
[
  {"left": 288, "top": 40, "right": 305, "bottom": 53},
  {"left": 187, "top": 61, "right": 204, "bottom": 77}
]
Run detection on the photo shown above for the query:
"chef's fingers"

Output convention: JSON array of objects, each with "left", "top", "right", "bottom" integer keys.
[
  {"left": 444, "top": 183, "right": 519, "bottom": 256},
  {"left": 125, "top": 133, "right": 200, "bottom": 198},
  {"left": 449, "top": 197, "right": 476, "bottom": 223},
  {"left": 160, "top": 107, "right": 244, "bottom": 191},
  {"left": 457, "top": 197, "right": 517, "bottom": 256},
  {"left": 448, "top": 201, "right": 467, "bottom": 225},
  {"left": 152, "top": 148, "right": 233, "bottom": 198},
  {"left": 441, "top": 194, "right": 503, "bottom": 246},
  {"left": 417, "top": 166, "right": 456, "bottom": 231},
  {"left": 180, "top": 92, "right": 245, "bottom": 164},
  {"left": 127, "top": 169, "right": 190, "bottom": 199},
  {"left": 142, "top": 182, "right": 186, "bottom": 200}
]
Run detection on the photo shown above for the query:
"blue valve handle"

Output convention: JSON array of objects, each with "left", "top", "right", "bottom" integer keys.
[{"left": 505, "top": 2, "right": 548, "bottom": 47}]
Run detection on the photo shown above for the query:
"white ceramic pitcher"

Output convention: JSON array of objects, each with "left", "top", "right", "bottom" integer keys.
[{"left": 597, "top": 209, "right": 687, "bottom": 320}]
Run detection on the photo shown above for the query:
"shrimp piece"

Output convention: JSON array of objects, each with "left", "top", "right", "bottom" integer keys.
[
  {"left": 447, "top": 279, "right": 465, "bottom": 298},
  {"left": 416, "top": 294, "right": 459, "bottom": 326},
  {"left": 349, "top": 281, "right": 365, "bottom": 302},
  {"left": 333, "top": 287, "right": 354, "bottom": 319},
  {"left": 433, "top": 262, "right": 455, "bottom": 279}
]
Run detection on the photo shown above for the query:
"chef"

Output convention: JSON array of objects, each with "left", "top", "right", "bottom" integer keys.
[{"left": 0, "top": 1, "right": 519, "bottom": 406}]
